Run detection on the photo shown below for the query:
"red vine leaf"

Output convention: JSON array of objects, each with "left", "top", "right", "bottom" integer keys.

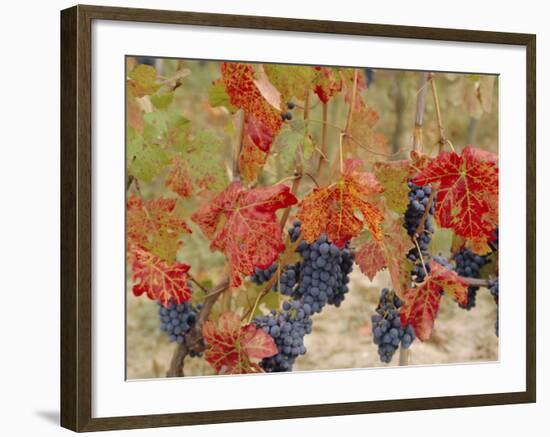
[
  {"left": 412, "top": 146, "right": 498, "bottom": 246},
  {"left": 221, "top": 62, "right": 282, "bottom": 151},
  {"left": 400, "top": 260, "right": 468, "bottom": 341},
  {"left": 245, "top": 115, "right": 274, "bottom": 153},
  {"left": 313, "top": 67, "right": 343, "bottom": 103},
  {"left": 127, "top": 196, "right": 191, "bottom": 263},
  {"left": 202, "top": 312, "right": 277, "bottom": 374},
  {"left": 191, "top": 181, "right": 297, "bottom": 288},
  {"left": 297, "top": 159, "right": 383, "bottom": 248},
  {"left": 131, "top": 247, "right": 192, "bottom": 308},
  {"left": 355, "top": 240, "right": 385, "bottom": 281}
]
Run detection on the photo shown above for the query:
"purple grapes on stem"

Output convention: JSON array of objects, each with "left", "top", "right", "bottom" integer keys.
[{"left": 371, "top": 288, "right": 415, "bottom": 363}]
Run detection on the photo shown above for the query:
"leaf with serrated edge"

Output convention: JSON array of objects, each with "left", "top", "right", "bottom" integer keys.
[
  {"left": 412, "top": 146, "right": 498, "bottom": 247},
  {"left": 264, "top": 64, "right": 315, "bottom": 104},
  {"left": 191, "top": 182, "right": 297, "bottom": 288},
  {"left": 297, "top": 159, "right": 383, "bottom": 248},
  {"left": 356, "top": 215, "right": 413, "bottom": 295},
  {"left": 127, "top": 196, "right": 191, "bottom": 263},
  {"left": 208, "top": 79, "right": 237, "bottom": 112},
  {"left": 240, "top": 134, "right": 268, "bottom": 184},
  {"left": 127, "top": 64, "right": 160, "bottom": 97},
  {"left": 400, "top": 260, "right": 468, "bottom": 341},
  {"left": 374, "top": 160, "right": 410, "bottom": 214},
  {"left": 202, "top": 312, "right": 277, "bottom": 374},
  {"left": 221, "top": 62, "right": 282, "bottom": 150},
  {"left": 355, "top": 240, "right": 385, "bottom": 281},
  {"left": 165, "top": 157, "right": 194, "bottom": 198},
  {"left": 173, "top": 131, "right": 229, "bottom": 193},
  {"left": 131, "top": 247, "right": 192, "bottom": 308},
  {"left": 344, "top": 98, "right": 388, "bottom": 164},
  {"left": 313, "top": 67, "right": 342, "bottom": 103}
]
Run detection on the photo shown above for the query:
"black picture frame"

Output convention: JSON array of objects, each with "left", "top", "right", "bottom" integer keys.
[{"left": 61, "top": 4, "right": 536, "bottom": 432}]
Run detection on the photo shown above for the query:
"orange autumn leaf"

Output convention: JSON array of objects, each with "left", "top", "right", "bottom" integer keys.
[
  {"left": 297, "top": 159, "right": 384, "bottom": 248},
  {"left": 239, "top": 134, "right": 268, "bottom": 184},
  {"left": 344, "top": 98, "right": 388, "bottom": 164},
  {"left": 131, "top": 247, "right": 192, "bottom": 308},
  {"left": 202, "top": 312, "right": 277, "bottom": 374},
  {"left": 221, "top": 62, "right": 282, "bottom": 151},
  {"left": 191, "top": 181, "right": 297, "bottom": 288},
  {"left": 400, "top": 260, "right": 468, "bottom": 341},
  {"left": 165, "top": 157, "right": 194, "bottom": 198},
  {"left": 356, "top": 215, "right": 413, "bottom": 295}
]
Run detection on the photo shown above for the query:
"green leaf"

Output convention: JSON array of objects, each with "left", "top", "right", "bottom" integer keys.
[
  {"left": 255, "top": 291, "right": 280, "bottom": 317},
  {"left": 128, "top": 142, "right": 170, "bottom": 182},
  {"left": 274, "top": 130, "right": 303, "bottom": 172},
  {"left": 128, "top": 64, "right": 160, "bottom": 97},
  {"left": 430, "top": 226, "right": 455, "bottom": 259},
  {"left": 143, "top": 110, "right": 190, "bottom": 146},
  {"left": 208, "top": 80, "right": 237, "bottom": 112},
  {"left": 264, "top": 65, "right": 315, "bottom": 104},
  {"left": 150, "top": 91, "right": 174, "bottom": 109},
  {"left": 173, "top": 131, "right": 229, "bottom": 191},
  {"left": 127, "top": 127, "right": 142, "bottom": 161}
]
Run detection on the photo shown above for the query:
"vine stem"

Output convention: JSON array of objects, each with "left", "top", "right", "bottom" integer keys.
[
  {"left": 166, "top": 279, "right": 230, "bottom": 377},
  {"left": 399, "top": 348, "right": 410, "bottom": 366},
  {"left": 233, "top": 110, "right": 246, "bottom": 179},
  {"left": 428, "top": 73, "right": 455, "bottom": 154},
  {"left": 412, "top": 72, "right": 429, "bottom": 152},
  {"left": 316, "top": 102, "right": 329, "bottom": 183},
  {"left": 278, "top": 93, "right": 309, "bottom": 231},
  {"left": 413, "top": 237, "right": 429, "bottom": 278}
]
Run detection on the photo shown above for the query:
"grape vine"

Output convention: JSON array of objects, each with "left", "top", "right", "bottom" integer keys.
[{"left": 125, "top": 59, "right": 499, "bottom": 377}]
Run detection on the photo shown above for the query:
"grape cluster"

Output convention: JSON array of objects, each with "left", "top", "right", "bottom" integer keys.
[
  {"left": 254, "top": 304, "right": 312, "bottom": 372},
  {"left": 293, "top": 233, "right": 354, "bottom": 313},
  {"left": 489, "top": 278, "right": 499, "bottom": 337},
  {"left": 371, "top": 288, "right": 415, "bottom": 363},
  {"left": 158, "top": 298, "right": 201, "bottom": 346},
  {"left": 251, "top": 263, "right": 278, "bottom": 285},
  {"left": 453, "top": 249, "right": 488, "bottom": 310},
  {"left": 404, "top": 182, "right": 435, "bottom": 283},
  {"left": 253, "top": 221, "right": 355, "bottom": 371}
]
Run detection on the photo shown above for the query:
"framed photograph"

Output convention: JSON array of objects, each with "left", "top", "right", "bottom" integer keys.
[{"left": 60, "top": 4, "right": 536, "bottom": 432}]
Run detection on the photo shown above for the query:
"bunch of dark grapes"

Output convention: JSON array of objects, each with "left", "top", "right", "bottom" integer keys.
[
  {"left": 489, "top": 278, "right": 499, "bottom": 337},
  {"left": 251, "top": 263, "right": 278, "bottom": 285},
  {"left": 253, "top": 221, "right": 355, "bottom": 371},
  {"left": 294, "top": 234, "right": 354, "bottom": 313},
  {"left": 254, "top": 302, "right": 312, "bottom": 372},
  {"left": 404, "top": 182, "right": 435, "bottom": 283},
  {"left": 453, "top": 249, "right": 489, "bottom": 310},
  {"left": 371, "top": 288, "right": 415, "bottom": 363},
  {"left": 158, "top": 298, "right": 202, "bottom": 349}
]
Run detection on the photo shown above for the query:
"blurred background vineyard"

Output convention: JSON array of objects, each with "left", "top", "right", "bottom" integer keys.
[{"left": 126, "top": 57, "right": 498, "bottom": 379}]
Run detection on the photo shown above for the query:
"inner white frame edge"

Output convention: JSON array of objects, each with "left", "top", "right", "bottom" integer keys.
[{"left": 92, "top": 19, "right": 526, "bottom": 418}]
